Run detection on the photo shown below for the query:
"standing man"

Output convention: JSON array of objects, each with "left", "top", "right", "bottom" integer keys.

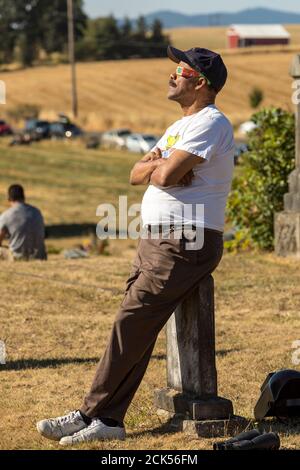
[
  {"left": 0, "top": 184, "right": 47, "bottom": 261},
  {"left": 37, "top": 46, "right": 235, "bottom": 445}
]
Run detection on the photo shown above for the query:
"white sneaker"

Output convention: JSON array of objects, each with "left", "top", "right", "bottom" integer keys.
[
  {"left": 36, "top": 410, "right": 87, "bottom": 441},
  {"left": 59, "top": 418, "right": 126, "bottom": 446}
]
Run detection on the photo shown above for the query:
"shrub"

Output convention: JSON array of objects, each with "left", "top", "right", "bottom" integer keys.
[
  {"left": 249, "top": 87, "right": 264, "bottom": 109},
  {"left": 226, "top": 107, "right": 295, "bottom": 251}
]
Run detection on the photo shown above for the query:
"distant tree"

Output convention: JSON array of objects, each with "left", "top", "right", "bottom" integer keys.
[
  {"left": 120, "top": 17, "right": 134, "bottom": 59},
  {"left": 14, "top": 0, "right": 44, "bottom": 67},
  {"left": 151, "top": 19, "right": 164, "bottom": 42},
  {"left": 249, "top": 87, "right": 264, "bottom": 109},
  {"left": 134, "top": 16, "right": 147, "bottom": 41},
  {"left": 0, "top": 0, "right": 87, "bottom": 65},
  {"left": 121, "top": 17, "right": 132, "bottom": 38},
  {"left": 149, "top": 19, "right": 169, "bottom": 57},
  {"left": 80, "top": 16, "right": 121, "bottom": 61},
  {"left": 0, "top": 4, "right": 171, "bottom": 65},
  {"left": 41, "top": 0, "right": 87, "bottom": 54},
  {"left": 0, "top": 1, "right": 18, "bottom": 63},
  {"left": 96, "top": 15, "right": 121, "bottom": 59}
]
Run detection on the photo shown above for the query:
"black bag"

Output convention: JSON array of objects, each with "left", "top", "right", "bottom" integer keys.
[
  {"left": 254, "top": 369, "right": 300, "bottom": 420},
  {"left": 213, "top": 430, "right": 280, "bottom": 451}
]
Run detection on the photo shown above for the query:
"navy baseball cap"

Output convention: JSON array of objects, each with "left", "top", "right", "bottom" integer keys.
[{"left": 167, "top": 45, "right": 228, "bottom": 92}]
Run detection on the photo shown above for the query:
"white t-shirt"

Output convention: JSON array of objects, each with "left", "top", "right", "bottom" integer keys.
[{"left": 141, "top": 104, "right": 235, "bottom": 232}]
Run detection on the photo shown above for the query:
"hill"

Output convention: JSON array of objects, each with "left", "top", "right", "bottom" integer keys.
[
  {"left": 1, "top": 43, "right": 298, "bottom": 133},
  {"left": 143, "top": 8, "right": 300, "bottom": 28},
  {"left": 0, "top": 140, "right": 144, "bottom": 225},
  {"left": 166, "top": 24, "right": 300, "bottom": 50}
]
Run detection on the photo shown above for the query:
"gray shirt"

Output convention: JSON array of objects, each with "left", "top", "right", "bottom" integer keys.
[{"left": 0, "top": 202, "right": 47, "bottom": 260}]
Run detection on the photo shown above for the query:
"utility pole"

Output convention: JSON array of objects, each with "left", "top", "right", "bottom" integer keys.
[{"left": 67, "top": 0, "right": 78, "bottom": 117}]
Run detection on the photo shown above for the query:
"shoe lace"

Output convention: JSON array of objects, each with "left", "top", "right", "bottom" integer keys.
[{"left": 57, "top": 410, "right": 80, "bottom": 426}]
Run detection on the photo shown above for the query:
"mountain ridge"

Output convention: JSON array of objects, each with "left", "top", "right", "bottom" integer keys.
[{"left": 137, "top": 7, "right": 300, "bottom": 28}]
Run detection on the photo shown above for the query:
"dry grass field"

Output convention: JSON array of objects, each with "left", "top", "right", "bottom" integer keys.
[
  {"left": 1, "top": 25, "right": 300, "bottom": 134},
  {"left": 0, "top": 141, "right": 300, "bottom": 450},
  {"left": 167, "top": 24, "right": 300, "bottom": 50},
  {"left": 1, "top": 245, "right": 300, "bottom": 450}
]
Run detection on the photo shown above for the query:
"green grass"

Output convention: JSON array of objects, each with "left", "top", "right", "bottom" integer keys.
[{"left": 0, "top": 138, "right": 145, "bottom": 225}]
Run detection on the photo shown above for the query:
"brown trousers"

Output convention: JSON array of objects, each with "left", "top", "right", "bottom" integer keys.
[{"left": 81, "top": 228, "right": 223, "bottom": 423}]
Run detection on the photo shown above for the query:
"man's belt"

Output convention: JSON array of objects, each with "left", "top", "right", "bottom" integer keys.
[
  {"left": 146, "top": 224, "right": 196, "bottom": 234},
  {"left": 146, "top": 224, "right": 222, "bottom": 235}
]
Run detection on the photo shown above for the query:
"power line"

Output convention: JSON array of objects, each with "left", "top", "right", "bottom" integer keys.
[{"left": 67, "top": 0, "right": 78, "bottom": 118}]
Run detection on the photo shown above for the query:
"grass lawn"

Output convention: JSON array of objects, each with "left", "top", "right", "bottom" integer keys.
[
  {"left": 0, "top": 138, "right": 145, "bottom": 226},
  {"left": 0, "top": 141, "right": 300, "bottom": 450}
]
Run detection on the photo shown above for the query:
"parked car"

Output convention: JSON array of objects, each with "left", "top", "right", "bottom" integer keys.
[
  {"left": 9, "top": 132, "right": 32, "bottom": 146},
  {"left": 85, "top": 133, "right": 100, "bottom": 149},
  {"left": 238, "top": 121, "right": 257, "bottom": 137},
  {"left": 49, "top": 122, "right": 83, "bottom": 139},
  {"left": 101, "top": 129, "right": 131, "bottom": 150},
  {"left": 0, "top": 120, "right": 13, "bottom": 136},
  {"left": 25, "top": 119, "right": 50, "bottom": 139},
  {"left": 125, "top": 133, "right": 158, "bottom": 154}
]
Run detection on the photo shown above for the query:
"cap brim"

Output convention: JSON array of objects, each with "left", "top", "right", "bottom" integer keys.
[
  {"left": 167, "top": 46, "right": 188, "bottom": 64},
  {"left": 167, "top": 46, "right": 198, "bottom": 72}
]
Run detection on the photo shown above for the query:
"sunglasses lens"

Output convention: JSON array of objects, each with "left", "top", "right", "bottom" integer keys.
[{"left": 176, "top": 66, "right": 190, "bottom": 78}]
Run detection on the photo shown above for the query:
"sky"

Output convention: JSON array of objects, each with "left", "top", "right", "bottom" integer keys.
[{"left": 84, "top": 0, "right": 300, "bottom": 18}]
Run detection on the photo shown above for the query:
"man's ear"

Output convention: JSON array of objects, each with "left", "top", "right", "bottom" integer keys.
[{"left": 194, "top": 77, "right": 206, "bottom": 91}]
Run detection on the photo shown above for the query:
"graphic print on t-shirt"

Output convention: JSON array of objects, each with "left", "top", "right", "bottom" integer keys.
[{"left": 162, "top": 133, "right": 180, "bottom": 158}]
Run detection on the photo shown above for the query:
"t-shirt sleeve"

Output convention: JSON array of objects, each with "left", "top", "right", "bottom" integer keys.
[
  {"left": 150, "top": 135, "right": 164, "bottom": 153},
  {"left": 173, "top": 118, "right": 221, "bottom": 161}
]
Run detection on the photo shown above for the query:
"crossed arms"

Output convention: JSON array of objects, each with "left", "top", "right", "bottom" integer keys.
[{"left": 130, "top": 148, "right": 204, "bottom": 187}]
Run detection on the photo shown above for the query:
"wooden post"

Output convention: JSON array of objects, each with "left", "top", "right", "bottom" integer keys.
[
  {"left": 275, "top": 54, "right": 300, "bottom": 256},
  {"left": 290, "top": 55, "right": 300, "bottom": 169},
  {"left": 154, "top": 276, "right": 244, "bottom": 437},
  {"left": 166, "top": 276, "right": 217, "bottom": 398},
  {"left": 67, "top": 0, "right": 78, "bottom": 118}
]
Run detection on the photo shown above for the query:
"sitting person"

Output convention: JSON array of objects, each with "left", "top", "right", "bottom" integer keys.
[{"left": 0, "top": 184, "right": 47, "bottom": 261}]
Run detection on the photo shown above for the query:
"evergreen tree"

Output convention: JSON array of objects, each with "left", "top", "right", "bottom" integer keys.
[
  {"left": 93, "top": 15, "right": 121, "bottom": 60},
  {"left": 135, "top": 16, "right": 147, "bottom": 41},
  {"left": 120, "top": 17, "right": 134, "bottom": 58},
  {"left": 41, "top": 0, "right": 87, "bottom": 54},
  {"left": 0, "top": 1, "right": 18, "bottom": 63},
  {"left": 14, "top": 0, "right": 44, "bottom": 66},
  {"left": 149, "top": 19, "right": 169, "bottom": 57}
]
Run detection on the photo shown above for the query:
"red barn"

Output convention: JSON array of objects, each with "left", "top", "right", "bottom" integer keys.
[{"left": 227, "top": 24, "right": 290, "bottom": 49}]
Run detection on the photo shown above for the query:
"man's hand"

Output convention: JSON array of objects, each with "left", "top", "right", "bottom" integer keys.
[
  {"left": 150, "top": 149, "right": 203, "bottom": 188},
  {"left": 144, "top": 147, "right": 162, "bottom": 162},
  {"left": 178, "top": 169, "right": 195, "bottom": 186},
  {"left": 129, "top": 148, "right": 166, "bottom": 186},
  {"left": 152, "top": 147, "right": 162, "bottom": 160}
]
